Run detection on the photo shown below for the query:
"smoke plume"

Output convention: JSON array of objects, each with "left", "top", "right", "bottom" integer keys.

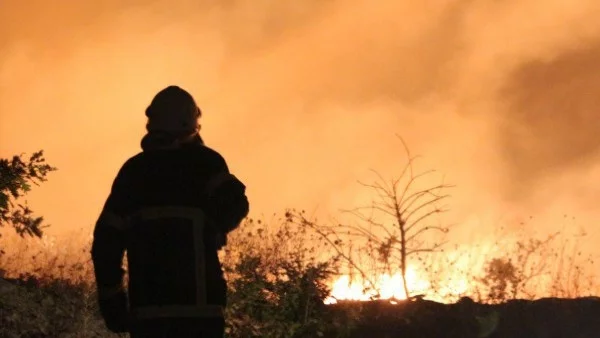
[{"left": 1, "top": 0, "right": 600, "bottom": 249}]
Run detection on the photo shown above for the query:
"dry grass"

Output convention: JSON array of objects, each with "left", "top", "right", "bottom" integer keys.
[
  {"left": 0, "top": 216, "right": 598, "bottom": 337},
  {"left": 0, "top": 229, "right": 121, "bottom": 338}
]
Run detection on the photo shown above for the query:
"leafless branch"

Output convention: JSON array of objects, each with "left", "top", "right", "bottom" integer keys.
[
  {"left": 406, "top": 225, "right": 448, "bottom": 243},
  {"left": 400, "top": 183, "right": 450, "bottom": 215},
  {"left": 405, "top": 206, "right": 447, "bottom": 233},
  {"left": 404, "top": 193, "right": 451, "bottom": 227},
  {"left": 406, "top": 244, "right": 447, "bottom": 256},
  {"left": 294, "top": 214, "right": 379, "bottom": 291},
  {"left": 343, "top": 208, "right": 395, "bottom": 239}
]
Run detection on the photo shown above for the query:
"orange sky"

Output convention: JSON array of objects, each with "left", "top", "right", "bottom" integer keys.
[{"left": 1, "top": 0, "right": 600, "bottom": 253}]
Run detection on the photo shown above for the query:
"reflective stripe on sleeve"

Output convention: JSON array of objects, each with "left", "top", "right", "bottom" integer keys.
[
  {"left": 98, "top": 284, "right": 125, "bottom": 300},
  {"left": 97, "top": 211, "right": 129, "bottom": 231}
]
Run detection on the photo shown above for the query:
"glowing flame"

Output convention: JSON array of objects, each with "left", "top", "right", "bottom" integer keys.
[{"left": 324, "top": 264, "right": 469, "bottom": 304}]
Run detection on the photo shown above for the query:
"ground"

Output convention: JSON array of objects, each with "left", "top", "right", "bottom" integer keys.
[{"left": 2, "top": 276, "right": 599, "bottom": 338}]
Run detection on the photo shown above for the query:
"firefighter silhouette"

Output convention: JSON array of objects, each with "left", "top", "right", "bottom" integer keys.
[{"left": 91, "top": 86, "right": 249, "bottom": 337}]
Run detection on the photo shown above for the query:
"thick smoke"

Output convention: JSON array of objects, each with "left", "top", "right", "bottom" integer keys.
[
  {"left": 1, "top": 0, "right": 600, "bottom": 247},
  {"left": 499, "top": 42, "right": 600, "bottom": 196}
]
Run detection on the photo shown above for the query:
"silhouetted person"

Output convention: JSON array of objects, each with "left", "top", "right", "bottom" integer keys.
[{"left": 91, "top": 86, "right": 249, "bottom": 338}]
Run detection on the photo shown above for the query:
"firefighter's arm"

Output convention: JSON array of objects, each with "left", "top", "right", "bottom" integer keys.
[
  {"left": 205, "top": 169, "right": 249, "bottom": 234},
  {"left": 90, "top": 168, "right": 130, "bottom": 333}
]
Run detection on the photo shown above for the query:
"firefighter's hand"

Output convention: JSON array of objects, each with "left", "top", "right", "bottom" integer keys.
[
  {"left": 98, "top": 290, "right": 129, "bottom": 333},
  {"left": 216, "top": 232, "right": 227, "bottom": 249}
]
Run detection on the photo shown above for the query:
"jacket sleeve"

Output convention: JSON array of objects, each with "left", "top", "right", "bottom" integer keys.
[
  {"left": 91, "top": 164, "right": 131, "bottom": 301},
  {"left": 204, "top": 159, "right": 249, "bottom": 235}
]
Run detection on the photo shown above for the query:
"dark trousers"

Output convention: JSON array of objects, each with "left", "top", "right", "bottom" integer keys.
[{"left": 129, "top": 317, "right": 225, "bottom": 338}]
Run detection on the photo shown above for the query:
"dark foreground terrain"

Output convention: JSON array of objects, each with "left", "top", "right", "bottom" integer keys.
[
  {"left": 326, "top": 296, "right": 600, "bottom": 338},
  {"left": 2, "top": 275, "right": 599, "bottom": 337}
]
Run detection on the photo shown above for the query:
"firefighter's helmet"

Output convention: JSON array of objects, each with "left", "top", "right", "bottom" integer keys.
[{"left": 145, "top": 86, "right": 201, "bottom": 135}]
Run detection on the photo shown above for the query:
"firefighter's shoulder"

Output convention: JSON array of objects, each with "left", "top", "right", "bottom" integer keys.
[
  {"left": 116, "top": 152, "right": 146, "bottom": 175},
  {"left": 187, "top": 144, "right": 229, "bottom": 170}
]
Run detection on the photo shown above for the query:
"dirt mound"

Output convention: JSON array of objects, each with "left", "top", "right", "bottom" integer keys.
[{"left": 326, "top": 296, "right": 600, "bottom": 338}]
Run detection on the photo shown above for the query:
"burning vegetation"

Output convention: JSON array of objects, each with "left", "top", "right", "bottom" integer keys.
[{"left": 1, "top": 149, "right": 599, "bottom": 337}]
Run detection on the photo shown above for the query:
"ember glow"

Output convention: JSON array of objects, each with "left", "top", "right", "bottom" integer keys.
[
  {"left": 325, "top": 266, "right": 435, "bottom": 304},
  {"left": 323, "top": 254, "right": 474, "bottom": 304}
]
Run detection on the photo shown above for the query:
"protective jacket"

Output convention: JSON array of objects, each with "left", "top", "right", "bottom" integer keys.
[{"left": 91, "top": 135, "right": 249, "bottom": 335}]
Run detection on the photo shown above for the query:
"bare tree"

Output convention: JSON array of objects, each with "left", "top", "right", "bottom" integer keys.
[{"left": 288, "top": 137, "right": 453, "bottom": 300}]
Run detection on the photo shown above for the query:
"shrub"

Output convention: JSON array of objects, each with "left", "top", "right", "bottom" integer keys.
[{"left": 221, "top": 216, "right": 342, "bottom": 338}]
